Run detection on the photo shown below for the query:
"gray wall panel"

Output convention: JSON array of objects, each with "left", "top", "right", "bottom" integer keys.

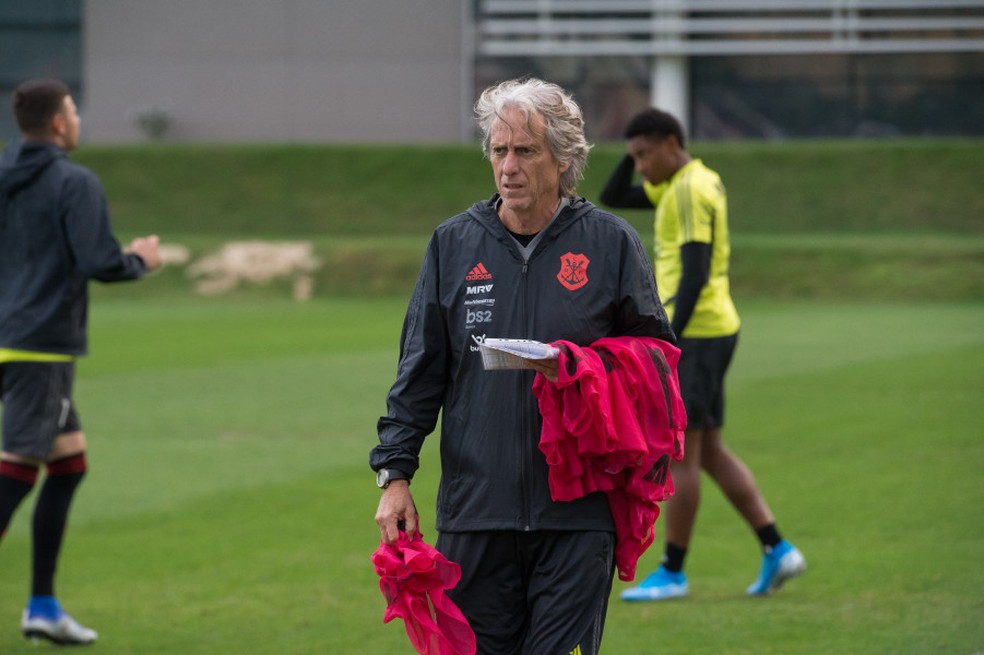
[{"left": 83, "top": 0, "right": 467, "bottom": 143}]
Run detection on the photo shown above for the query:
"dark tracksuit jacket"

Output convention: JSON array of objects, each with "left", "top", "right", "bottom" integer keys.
[
  {"left": 371, "top": 195, "right": 674, "bottom": 535},
  {"left": 0, "top": 140, "right": 147, "bottom": 356}
]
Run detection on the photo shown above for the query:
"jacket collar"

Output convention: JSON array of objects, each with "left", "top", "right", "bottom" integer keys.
[{"left": 466, "top": 194, "right": 593, "bottom": 242}]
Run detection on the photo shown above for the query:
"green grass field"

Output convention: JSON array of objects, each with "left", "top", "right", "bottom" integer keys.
[
  {"left": 1, "top": 139, "right": 981, "bottom": 651},
  {"left": 1, "top": 293, "right": 981, "bottom": 654}
]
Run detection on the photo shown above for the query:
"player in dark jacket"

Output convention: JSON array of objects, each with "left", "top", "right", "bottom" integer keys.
[
  {"left": 371, "top": 78, "right": 674, "bottom": 654},
  {"left": 0, "top": 78, "right": 161, "bottom": 645}
]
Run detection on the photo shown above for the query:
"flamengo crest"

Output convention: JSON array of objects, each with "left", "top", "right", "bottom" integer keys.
[{"left": 557, "top": 252, "right": 589, "bottom": 291}]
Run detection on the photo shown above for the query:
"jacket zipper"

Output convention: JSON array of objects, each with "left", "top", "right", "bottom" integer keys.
[{"left": 520, "top": 258, "right": 533, "bottom": 531}]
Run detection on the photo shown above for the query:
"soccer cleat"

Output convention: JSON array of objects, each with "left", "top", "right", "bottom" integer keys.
[
  {"left": 620, "top": 565, "right": 689, "bottom": 601},
  {"left": 21, "top": 609, "right": 98, "bottom": 645},
  {"left": 746, "top": 539, "right": 806, "bottom": 596}
]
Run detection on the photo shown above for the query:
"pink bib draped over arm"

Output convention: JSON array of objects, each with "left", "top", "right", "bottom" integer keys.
[{"left": 533, "top": 336, "right": 687, "bottom": 581}]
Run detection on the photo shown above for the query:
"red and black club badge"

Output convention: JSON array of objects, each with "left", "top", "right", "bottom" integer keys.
[{"left": 557, "top": 252, "right": 589, "bottom": 291}]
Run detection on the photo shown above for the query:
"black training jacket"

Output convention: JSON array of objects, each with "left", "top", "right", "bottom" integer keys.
[
  {"left": 371, "top": 195, "right": 674, "bottom": 534},
  {"left": 0, "top": 140, "right": 146, "bottom": 356}
]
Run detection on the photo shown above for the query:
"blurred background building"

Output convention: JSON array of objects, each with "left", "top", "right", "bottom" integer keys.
[{"left": 2, "top": 0, "right": 983, "bottom": 143}]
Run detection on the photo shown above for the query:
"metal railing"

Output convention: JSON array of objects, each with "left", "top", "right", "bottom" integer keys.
[{"left": 475, "top": 0, "right": 984, "bottom": 56}]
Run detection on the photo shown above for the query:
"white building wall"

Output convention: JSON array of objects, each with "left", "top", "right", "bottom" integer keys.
[{"left": 83, "top": 0, "right": 467, "bottom": 143}]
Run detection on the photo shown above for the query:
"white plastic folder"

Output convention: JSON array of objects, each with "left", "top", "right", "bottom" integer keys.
[{"left": 479, "top": 338, "right": 559, "bottom": 371}]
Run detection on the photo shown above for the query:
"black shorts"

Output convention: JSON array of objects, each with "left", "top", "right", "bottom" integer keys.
[
  {"left": 436, "top": 530, "right": 615, "bottom": 655},
  {"left": 677, "top": 333, "right": 738, "bottom": 430},
  {"left": 0, "top": 361, "right": 82, "bottom": 459}
]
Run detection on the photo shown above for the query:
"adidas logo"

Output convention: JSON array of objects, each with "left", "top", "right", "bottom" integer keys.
[
  {"left": 465, "top": 262, "right": 493, "bottom": 281},
  {"left": 569, "top": 645, "right": 582, "bottom": 655}
]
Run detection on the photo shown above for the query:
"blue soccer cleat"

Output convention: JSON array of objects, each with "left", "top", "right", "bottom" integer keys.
[
  {"left": 747, "top": 539, "right": 806, "bottom": 596},
  {"left": 620, "top": 565, "right": 689, "bottom": 601},
  {"left": 21, "top": 597, "right": 98, "bottom": 645}
]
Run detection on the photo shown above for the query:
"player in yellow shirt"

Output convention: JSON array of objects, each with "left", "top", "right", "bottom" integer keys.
[{"left": 600, "top": 108, "right": 804, "bottom": 601}]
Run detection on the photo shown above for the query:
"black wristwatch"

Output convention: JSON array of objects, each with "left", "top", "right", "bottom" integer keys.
[{"left": 376, "top": 468, "right": 409, "bottom": 489}]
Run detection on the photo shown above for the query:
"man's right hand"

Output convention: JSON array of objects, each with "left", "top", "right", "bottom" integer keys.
[
  {"left": 374, "top": 480, "right": 418, "bottom": 545},
  {"left": 128, "top": 234, "right": 163, "bottom": 272}
]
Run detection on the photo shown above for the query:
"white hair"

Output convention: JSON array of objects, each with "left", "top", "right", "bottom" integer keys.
[{"left": 475, "top": 77, "right": 592, "bottom": 197}]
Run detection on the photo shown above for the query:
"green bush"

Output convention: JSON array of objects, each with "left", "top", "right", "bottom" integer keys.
[{"left": 74, "top": 139, "right": 984, "bottom": 301}]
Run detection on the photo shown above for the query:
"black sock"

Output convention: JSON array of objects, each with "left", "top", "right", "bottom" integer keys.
[
  {"left": 662, "top": 542, "right": 688, "bottom": 573},
  {"left": 0, "top": 461, "right": 39, "bottom": 540},
  {"left": 31, "top": 453, "right": 87, "bottom": 597},
  {"left": 755, "top": 523, "right": 783, "bottom": 551}
]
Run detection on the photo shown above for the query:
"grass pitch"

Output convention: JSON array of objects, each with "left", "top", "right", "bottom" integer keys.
[{"left": 0, "top": 295, "right": 981, "bottom": 654}]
